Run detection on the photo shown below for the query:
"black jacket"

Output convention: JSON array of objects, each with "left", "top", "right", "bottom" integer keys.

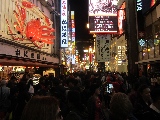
[{"left": 142, "top": 108, "right": 160, "bottom": 120}]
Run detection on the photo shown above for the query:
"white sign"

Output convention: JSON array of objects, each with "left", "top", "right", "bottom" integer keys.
[
  {"left": 61, "top": 0, "right": 68, "bottom": 47},
  {"left": 0, "top": 43, "right": 59, "bottom": 63},
  {"left": 95, "top": 34, "right": 111, "bottom": 62},
  {"left": 72, "top": 54, "right": 75, "bottom": 64},
  {"left": 117, "top": 46, "right": 126, "bottom": 65}
]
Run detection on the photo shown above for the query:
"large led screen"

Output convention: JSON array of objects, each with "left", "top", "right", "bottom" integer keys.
[
  {"left": 89, "top": 0, "right": 118, "bottom": 16},
  {"left": 89, "top": 16, "right": 117, "bottom": 33},
  {"left": 88, "top": 0, "right": 118, "bottom": 33}
]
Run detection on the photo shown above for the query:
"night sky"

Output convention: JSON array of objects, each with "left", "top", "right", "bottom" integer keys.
[{"left": 69, "top": 0, "right": 93, "bottom": 56}]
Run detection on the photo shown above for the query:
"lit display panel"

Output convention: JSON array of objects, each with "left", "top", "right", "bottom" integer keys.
[
  {"left": 61, "top": 0, "right": 68, "bottom": 47},
  {"left": 89, "top": 0, "right": 118, "bottom": 16},
  {"left": 88, "top": 0, "right": 118, "bottom": 33},
  {"left": 89, "top": 16, "right": 117, "bottom": 33},
  {"left": 117, "top": 2, "right": 125, "bottom": 35}
]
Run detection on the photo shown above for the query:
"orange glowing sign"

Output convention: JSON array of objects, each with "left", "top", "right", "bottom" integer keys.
[
  {"left": 6, "top": 1, "right": 55, "bottom": 48},
  {"left": 118, "top": 2, "right": 126, "bottom": 35}
]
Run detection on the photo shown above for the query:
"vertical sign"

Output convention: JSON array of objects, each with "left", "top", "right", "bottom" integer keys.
[
  {"left": 117, "top": 46, "right": 126, "bottom": 65},
  {"left": 71, "top": 11, "right": 75, "bottom": 64},
  {"left": 71, "top": 11, "right": 75, "bottom": 42},
  {"left": 95, "top": 34, "right": 111, "bottom": 62},
  {"left": 61, "top": 0, "right": 68, "bottom": 47},
  {"left": 118, "top": 2, "right": 126, "bottom": 35}
]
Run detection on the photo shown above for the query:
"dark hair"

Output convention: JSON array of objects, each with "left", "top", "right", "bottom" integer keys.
[
  {"left": 110, "top": 92, "right": 133, "bottom": 120},
  {"left": 67, "top": 90, "right": 81, "bottom": 105},
  {"left": 89, "top": 83, "right": 100, "bottom": 95},
  {"left": 21, "top": 96, "right": 59, "bottom": 120},
  {"left": 137, "top": 84, "right": 150, "bottom": 94},
  {"left": 151, "top": 88, "right": 160, "bottom": 103}
]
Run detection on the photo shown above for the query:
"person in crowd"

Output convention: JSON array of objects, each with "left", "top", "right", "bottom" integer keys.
[
  {"left": 109, "top": 92, "right": 137, "bottom": 120},
  {"left": 87, "top": 83, "right": 106, "bottom": 120},
  {"left": 34, "top": 76, "right": 48, "bottom": 96},
  {"left": 138, "top": 72, "right": 150, "bottom": 86},
  {"left": 105, "top": 73, "right": 113, "bottom": 84},
  {"left": 65, "top": 90, "right": 88, "bottom": 120},
  {"left": 106, "top": 73, "right": 125, "bottom": 93},
  {"left": 133, "top": 84, "right": 151, "bottom": 119},
  {"left": 26, "top": 78, "right": 34, "bottom": 97},
  {"left": 142, "top": 88, "right": 160, "bottom": 120},
  {"left": 13, "top": 79, "right": 31, "bottom": 120},
  {"left": 49, "top": 77, "right": 67, "bottom": 119},
  {"left": 0, "top": 79, "right": 11, "bottom": 120},
  {"left": 128, "top": 82, "right": 139, "bottom": 106},
  {"left": 81, "top": 79, "right": 91, "bottom": 106},
  {"left": 154, "top": 77, "right": 160, "bottom": 89},
  {"left": 7, "top": 76, "right": 18, "bottom": 89},
  {"left": 21, "top": 96, "right": 62, "bottom": 120},
  {"left": 66, "top": 77, "right": 81, "bottom": 94}
]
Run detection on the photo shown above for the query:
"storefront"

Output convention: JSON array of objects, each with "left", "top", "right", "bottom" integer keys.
[
  {"left": 138, "top": 2, "right": 160, "bottom": 75},
  {"left": 0, "top": 0, "right": 60, "bottom": 78}
]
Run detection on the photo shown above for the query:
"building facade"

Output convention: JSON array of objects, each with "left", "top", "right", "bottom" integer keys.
[
  {"left": 137, "top": 0, "right": 160, "bottom": 75},
  {"left": 0, "top": 0, "right": 60, "bottom": 78}
]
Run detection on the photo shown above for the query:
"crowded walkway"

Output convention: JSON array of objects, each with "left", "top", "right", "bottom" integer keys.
[{"left": 0, "top": 71, "right": 160, "bottom": 120}]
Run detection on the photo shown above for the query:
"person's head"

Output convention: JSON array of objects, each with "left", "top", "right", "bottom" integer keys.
[
  {"left": 137, "top": 84, "right": 151, "bottom": 102},
  {"left": 67, "top": 90, "right": 82, "bottom": 108},
  {"left": 90, "top": 83, "right": 100, "bottom": 96},
  {"left": 157, "top": 77, "right": 160, "bottom": 85},
  {"left": 0, "top": 79, "right": 8, "bottom": 86},
  {"left": 150, "top": 88, "right": 160, "bottom": 110},
  {"left": 66, "top": 77, "right": 76, "bottom": 88},
  {"left": 21, "top": 96, "right": 60, "bottom": 120},
  {"left": 109, "top": 92, "right": 133, "bottom": 120}
]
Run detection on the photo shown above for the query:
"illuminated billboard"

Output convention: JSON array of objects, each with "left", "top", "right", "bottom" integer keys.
[
  {"left": 71, "top": 11, "right": 75, "bottom": 64},
  {"left": 142, "top": 0, "right": 156, "bottom": 14},
  {"left": 89, "top": 0, "right": 118, "bottom": 16},
  {"left": 89, "top": 16, "right": 117, "bottom": 33},
  {"left": 118, "top": 2, "right": 125, "bottom": 35},
  {"left": 61, "top": 0, "right": 68, "bottom": 47},
  {"left": 88, "top": 0, "right": 118, "bottom": 33}
]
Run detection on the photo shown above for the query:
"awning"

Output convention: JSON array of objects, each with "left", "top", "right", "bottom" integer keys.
[{"left": 0, "top": 58, "right": 59, "bottom": 68}]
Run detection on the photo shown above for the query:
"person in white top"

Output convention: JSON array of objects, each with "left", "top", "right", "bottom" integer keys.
[{"left": 142, "top": 88, "right": 160, "bottom": 120}]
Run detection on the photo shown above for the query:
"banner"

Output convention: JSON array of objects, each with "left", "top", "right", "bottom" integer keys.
[{"left": 95, "top": 34, "right": 111, "bottom": 62}]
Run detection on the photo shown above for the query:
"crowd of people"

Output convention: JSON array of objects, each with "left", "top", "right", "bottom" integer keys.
[{"left": 0, "top": 71, "right": 160, "bottom": 120}]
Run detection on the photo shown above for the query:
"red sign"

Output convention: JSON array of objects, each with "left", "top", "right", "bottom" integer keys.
[
  {"left": 118, "top": 2, "right": 126, "bottom": 35},
  {"left": 6, "top": 1, "right": 55, "bottom": 48}
]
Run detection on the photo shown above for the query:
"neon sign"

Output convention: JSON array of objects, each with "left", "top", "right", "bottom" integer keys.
[
  {"left": 6, "top": 1, "right": 55, "bottom": 48},
  {"left": 139, "top": 39, "right": 145, "bottom": 46},
  {"left": 137, "top": 0, "right": 142, "bottom": 11},
  {"left": 118, "top": 2, "right": 125, "bottom": 34}
]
